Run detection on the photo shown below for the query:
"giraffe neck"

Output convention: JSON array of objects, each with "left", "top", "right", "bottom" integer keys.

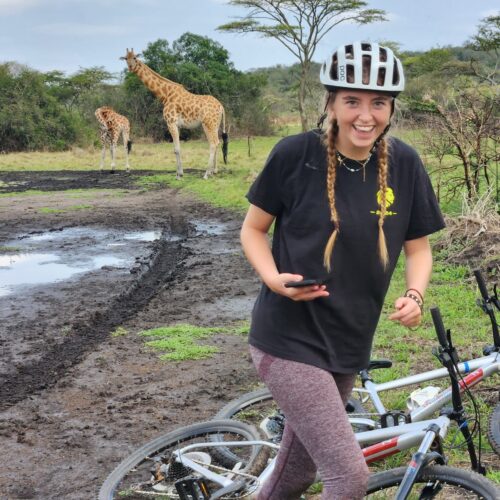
[{"left": 134, "top": 61, "right": 184, "bottom": 99}]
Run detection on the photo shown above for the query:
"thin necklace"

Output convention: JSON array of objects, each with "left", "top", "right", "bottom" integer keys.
[{"left": 336, "top": 152, "right": 372, "bottom": 182}]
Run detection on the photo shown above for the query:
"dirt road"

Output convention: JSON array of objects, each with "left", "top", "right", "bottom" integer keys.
[{"left": 0, "top": 170, "right": 261, "bottom": 499}]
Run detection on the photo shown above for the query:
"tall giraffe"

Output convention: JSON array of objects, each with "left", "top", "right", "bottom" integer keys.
[
  {"left": 95, "top": 106, "right": 132, "bottom": 173},
  {"left": 121, "top": 49, "right": 228, "bottom": 180}
]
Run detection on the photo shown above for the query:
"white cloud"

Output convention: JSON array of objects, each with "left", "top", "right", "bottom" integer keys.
[{"left": 35, "top": 23, "right": 130, "bottom": 36}]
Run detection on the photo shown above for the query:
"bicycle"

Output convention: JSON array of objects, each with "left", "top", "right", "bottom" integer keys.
[
  {"left": 99, "top": 307, "right": 500, "bottom": 499},
  {"left": 214, "top": 270, "right": 500, "bottom": 456}
]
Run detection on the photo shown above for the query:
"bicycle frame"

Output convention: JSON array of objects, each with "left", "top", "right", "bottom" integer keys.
[
  {"left": 352, "top": 352, "right": 500, "bottom": 425},
  {"left": 169, "top": 414, "right": 453, "bottom": 493},
  {"left": 168, "top": 357, "right": 495, "bottom": 497}
]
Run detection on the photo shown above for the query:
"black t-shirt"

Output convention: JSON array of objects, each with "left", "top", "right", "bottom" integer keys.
[{"left": 246, "top": 130, "right": 445, "bottom": 373}]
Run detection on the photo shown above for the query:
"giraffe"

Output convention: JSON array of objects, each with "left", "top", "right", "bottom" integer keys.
[
  {"left": 121, "top": 49, "right": 228, "bottom": 180},
  {"left": 95, "top": 106, "right": 132, "bottom": 173}
]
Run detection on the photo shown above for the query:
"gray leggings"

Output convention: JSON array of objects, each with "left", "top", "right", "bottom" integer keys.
[{"left": 250, "top": 346, "right": 369, "bottom": 500}]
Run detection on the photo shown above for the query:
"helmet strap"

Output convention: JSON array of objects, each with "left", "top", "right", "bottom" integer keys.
[{"left": 317, "top": 93, "right": 332, "bottom": 129}]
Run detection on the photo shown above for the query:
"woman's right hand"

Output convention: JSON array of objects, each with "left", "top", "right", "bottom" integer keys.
[{"left": 267, "top": 274, "right": 330, "bottom": 302}]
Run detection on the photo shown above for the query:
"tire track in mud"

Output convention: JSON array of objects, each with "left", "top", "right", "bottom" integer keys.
[{"left": 0, "top": 230, "right": 189, "bottom": 410}]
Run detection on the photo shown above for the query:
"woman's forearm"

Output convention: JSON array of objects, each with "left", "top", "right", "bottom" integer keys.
[
  {"left": 240, "top": 225, "right": 279, "bottom": 286},
  {"left": 404, "top": 237, "right": 433, "bottom": 297}
]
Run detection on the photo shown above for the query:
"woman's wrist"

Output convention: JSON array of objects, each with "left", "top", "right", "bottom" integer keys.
[{"left": 404, "top": 288, "right": 424, "bottom": 313}]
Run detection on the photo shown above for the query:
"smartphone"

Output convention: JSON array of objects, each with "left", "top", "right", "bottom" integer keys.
[{"left": 284, "top": 279, "right": 324, "bottom": 288}]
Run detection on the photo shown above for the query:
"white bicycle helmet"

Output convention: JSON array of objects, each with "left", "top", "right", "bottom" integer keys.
[{"left": 320, "top": 41, "right": 405, "bottom": 95}]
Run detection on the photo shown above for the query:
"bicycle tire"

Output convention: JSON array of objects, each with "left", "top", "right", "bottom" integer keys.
[
  {"left": 366, "top": 465, "right": 500, "bottom": 498},
  {"left": 98, "top": 419, "right": 270, "bottom": 500},
  {"left": 487, "top": 400, "right": 500, "bottom": 456}
]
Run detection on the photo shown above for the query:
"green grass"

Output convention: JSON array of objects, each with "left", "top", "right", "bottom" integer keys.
[
  {"left": 39, "top": 204, "right": 92, "bottom": 213},
  {"left": 0, "top": 136, "right": 281, "bottom": 173},
  {"left": 132, "top": 135, "right": 281, "bottom": 211},
  {"left": 137, "top": 323, "right": 249, "bottom": 361},
  {"left": 111, "top": 326, "right": 128, "bottom": 337}
]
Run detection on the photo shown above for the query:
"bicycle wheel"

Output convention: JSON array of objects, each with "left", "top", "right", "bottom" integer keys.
[
  {"left": 487, "top": 401, "right": 500, "bottom": 456},
  {"left": 366, "top": 465, "right": 500, "bottom": 499},
  {"left": 215, "top": 387, "right": 368, "bottom": 441},
  {"left": 98, "top": 419, "right": 270, "bottom": 500}
]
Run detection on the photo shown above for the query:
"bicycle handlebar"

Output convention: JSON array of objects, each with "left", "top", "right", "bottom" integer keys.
[
  {"left": 430, "top": 307, "right": 448, "bottom": 349},
  {"left": 473, "top": 269, "right": 489, "bottom": 301},
  {"left": 473, "top": 269, "right": 500, "bottom": 349}
]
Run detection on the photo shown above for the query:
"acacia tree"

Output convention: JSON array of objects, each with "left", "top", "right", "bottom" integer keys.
[
  {"left": 466, "top": 14, "right": 499, "bottom": 86},
  {"left": 218, "top": 0, "right": 386, "bottom": 131},
  {"left": 423, "top": 86, "right": 498, "bottom": 202},
  {"left": 468, "top": 14, "right": 500, "bottom": 52}
]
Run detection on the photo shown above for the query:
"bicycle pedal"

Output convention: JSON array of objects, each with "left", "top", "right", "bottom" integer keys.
[
  {"left": 174, "top": 475, "right": 210, "bottom": 499},
  {"left": 380, "top": 410, "right": 410, "bottom": 428}
]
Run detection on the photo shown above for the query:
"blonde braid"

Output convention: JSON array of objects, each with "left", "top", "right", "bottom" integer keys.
[
  {"left": 377, "top": 138, "right": 390, "bottom": 268},
  {"left": 323, "top": 120, "right": 340, "bottom": 272}
]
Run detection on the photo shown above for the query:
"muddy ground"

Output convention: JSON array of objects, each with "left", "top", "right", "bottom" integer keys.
[{"left": 0, "top": 170, "right": 262, "bottom": 499}]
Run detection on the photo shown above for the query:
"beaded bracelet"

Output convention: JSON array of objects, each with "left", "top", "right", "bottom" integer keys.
[
  {"left": 406, "top": 288, "right": 424, "bottom": 303},
  {"left": 404, "top": 290, "right": 424, "bottom": 313}
]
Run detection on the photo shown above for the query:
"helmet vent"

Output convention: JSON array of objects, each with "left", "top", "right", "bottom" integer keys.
[
  {"left": 377, "top": 68, "right": 386, "bottom": 86},
  {"left": 330, "top": 54, "right": 339, "bottom": 80},
  {"left": 379, "top": 47, "right": 387, "bottom": 62},
  {"left": 392, "top": 64, "right": 400, "bottom": 85},
  {"left": 362, "top": 55, "right": 371, "bottom": 84},
  {"left": 345, "top": 45, "right": 354, "bottom": 59},
  {"left": 346, "top": 64, "right": 354, "bottom": 83},
  {"left": 361, "top": 43, "right": 372, "bottom": 51}
]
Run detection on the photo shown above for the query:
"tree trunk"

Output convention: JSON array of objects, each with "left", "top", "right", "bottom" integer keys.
[{"left": 298, "top": 62, "right": 309, "bottom": 132}]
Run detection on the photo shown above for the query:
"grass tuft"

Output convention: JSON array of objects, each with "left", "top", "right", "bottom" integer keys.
[{"left": 138, "top": 323, "right": 249, "bottom": 361}]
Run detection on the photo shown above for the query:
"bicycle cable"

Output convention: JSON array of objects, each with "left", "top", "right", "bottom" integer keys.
[{"left": 444, "top": 358, "right": 483, "bottom": 461}]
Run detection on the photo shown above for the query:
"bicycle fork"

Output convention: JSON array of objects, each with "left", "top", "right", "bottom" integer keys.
[{"left": 394, "top": 424, "right": 445, "bottom": 500}]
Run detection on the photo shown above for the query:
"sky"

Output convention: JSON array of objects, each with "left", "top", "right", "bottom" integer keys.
[{"left": 1, "top": 0, "right": 498, "bottom": 78}]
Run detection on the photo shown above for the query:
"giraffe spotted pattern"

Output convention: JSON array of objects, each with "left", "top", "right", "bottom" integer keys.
[
  {"left": 121, "top": 49, "right": 228, "bottom": 179},
  {"left": 95, "top": 106, "right": 132, "bottom": 172}
]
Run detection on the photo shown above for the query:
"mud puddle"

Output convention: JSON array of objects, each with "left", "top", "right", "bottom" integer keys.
[{"left": 0, "top": 227, "right": 171, "bottom": 297}]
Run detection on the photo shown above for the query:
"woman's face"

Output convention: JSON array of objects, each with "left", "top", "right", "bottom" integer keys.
[{"left": 328, "top": 90, "right": 393, "bottom": 159}]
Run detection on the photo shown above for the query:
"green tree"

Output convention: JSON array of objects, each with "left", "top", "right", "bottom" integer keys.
[
  {"left": 403, "top": 48, "right": 454, "bottom": 78},
  {"left": 468, "top": 14, "right": 500, "bottom": 52},
  {"left": 466, "top": 14, "right": 499, "bottom": 86},
  {"left": 0, "top": 63, "right": 88, "bottom": 152},
  {"left": 218, "top": 0, "right": 386, "bottom": 131}
]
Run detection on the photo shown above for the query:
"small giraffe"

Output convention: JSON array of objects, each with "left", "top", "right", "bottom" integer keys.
[
  {"left": 95, "top": 106, "right": 132, "bottom": 173},
  {"left": 121, "top": 49, "right": 228, "bottom": 179}
]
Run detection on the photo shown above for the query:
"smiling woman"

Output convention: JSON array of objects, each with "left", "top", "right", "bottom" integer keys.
[{"left": 239, "top": 41, "right": 446, "bottom": 499}]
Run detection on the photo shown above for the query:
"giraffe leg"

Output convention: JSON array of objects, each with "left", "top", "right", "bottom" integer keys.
[
  {"left": 100, "top": 131, "right": 107, "bottom": 171},
  {"left": 100, "top": 144, "right": 106, "bottom": 171},
  {"left": 122, "top": 131, "right": 130, "bottom": 172},
  {"left": 202, "top": 124, "right": 219, "bottom": 179},
  {"left": 167, "top": 123, "right": 183, "bottom": 179},
  {"left": 110, "top": 143, "right": 116, "bottom": 172}
]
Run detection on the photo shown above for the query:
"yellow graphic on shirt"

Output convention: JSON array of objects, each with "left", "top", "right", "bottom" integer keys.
[{"left": 371, "top": 187, "right": 397, "bottom": 216}]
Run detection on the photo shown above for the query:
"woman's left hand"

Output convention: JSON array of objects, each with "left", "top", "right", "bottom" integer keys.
[{"left": 389, "top": 296, "right": 422, "bottom": 328}]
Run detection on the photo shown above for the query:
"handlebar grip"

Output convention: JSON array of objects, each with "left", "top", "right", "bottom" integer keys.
[
  {"left": 430, "top": 307, "right": 448, "bottom": 348},
  {"left": 473, "top": 269, "right": 489, "bottom": 301}
]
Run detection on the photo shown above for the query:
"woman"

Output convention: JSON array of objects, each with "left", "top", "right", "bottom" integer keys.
[{"left": 240, "top": 42, "right": 445, "bottom": 499}]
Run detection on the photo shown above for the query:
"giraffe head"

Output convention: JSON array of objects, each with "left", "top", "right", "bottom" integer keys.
[{"left": 120, "top": 48, "right": 141, "bottom": 72}]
